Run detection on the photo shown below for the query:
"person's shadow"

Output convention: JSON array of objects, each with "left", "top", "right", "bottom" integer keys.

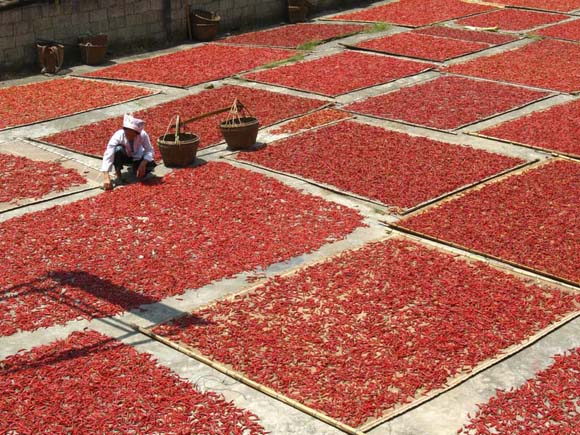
[{"left": 2, "top": 269, "right": 212, "bottom": 372}]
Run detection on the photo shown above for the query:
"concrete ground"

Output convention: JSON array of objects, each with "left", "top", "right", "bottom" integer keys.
[{"left": 1, "top": 1, "right": 579, "bottom": 434}]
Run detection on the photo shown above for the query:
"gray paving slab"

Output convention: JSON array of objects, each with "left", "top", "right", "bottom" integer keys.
[
  {"left": 459, "top": 93, "right": 579, "bottom": 133},
  {"left": 346, "top": 115, "right": 548, "bottom": 161},
  {"left": 92, "top": 319, "right": 347, "bottom": 435},
  {"left": 370, "top": 318, "right": 580, "bottom": 435},
  {"left": 0, "top": 223, "right": 387, "bottom": 357},
  {"left": 335, "top": 70, "right": 440, "bottom": 105},
  {"left": 0, "top": 187, "right": 102, "bottom": 222},
  {"left": 0, "top": 139, "right": 100, "bottom": 181},
  {"left": 0, "top": 139, "right": 101, "bottom": 213},
  {"left": 0, "top": 223, "right": 387, "bottom": 435}
]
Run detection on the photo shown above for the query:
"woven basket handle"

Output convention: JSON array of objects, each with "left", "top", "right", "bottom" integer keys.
[
  {"left": 53, "top": 46, "right": 63, "bottom": 72},
  {"left": 225, "top": 98, "right": 241, "bottom": 124},
  {"left": 225, "top": 99, "right": 252, "bottom": 123},
  {"left": 240, "top": 100, "right": 254, "bottom": 118},
  {"left": 163, "top": 115, "right": 181, "bottom": 143}
]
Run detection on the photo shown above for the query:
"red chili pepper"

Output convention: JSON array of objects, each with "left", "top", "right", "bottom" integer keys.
[
  {"left": 414, "top": 25, "right": 517, "bottom": 45},
  {"left": 536, "top": 17, "right": 580, "bottom": 40},
  {"left": 270, "top": 109, "right": 351, "bottom": 135},
  {"left": 478, "top": 98, "right": 580, "bottom": 158},
  {"left": 456, "top": 8, "right": 568, "bottom": 31},
  {"left": 0, "top": 78, "right": 152, "bottom": 130},
  {"left": 0, "top": 330, "right": 268, "bottom": 434},
  {"left": 243, "top": 51, "right": 432, "bottom": 97},
  {"left": 84, "top": 44, "right": 296, "bottom": 88},
  {"left": 345, "top": 75, "right": 548, "bottom": 130},
  {"left": 459, "top": 346, "right": 580, "bottom": 434},
  {"left": 399, "top": 159, "right": 580, "bottom": 284},
  {"left": 445, "top": 39, "right": 580, "bottom": 93},
  {"left": 42, "top": 85, "right": 327, "bottom": 157},
  {"left": 222, "top": 23, "right": 370, "bottom": 48},
  {"left": 327, "top": 0, "right": 494, "bottom": 26},
  {"left": 354, "top": 32, "right": 491, "bottom": 62},
  {"left": 0, "top": 162, "right": 363, "bottom": 336},
  {"left": 0, "top": 153, "right": 86, "bottom": 203},
  {"left": 239, "top": 120, "right": 525, "bottom": 209},
  {"left": 153, "top": 237, "right": 579, "bottom": 427}
]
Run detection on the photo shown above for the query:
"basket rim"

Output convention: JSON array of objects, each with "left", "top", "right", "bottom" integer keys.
[
  {"left": 220, "top": 117, "right": 259, "bottom": 128},
  {"left": 193, "top": 9, "right": 221, "bottom": 21},
  {"left": 37, "top": 43, "right": 64, "bottom": 48},
  {"left": 158, "top": 132, "right": 200, "bottom": 143},
  {"left": 79, "top": 42, "right": 108, "bottom": 48}
]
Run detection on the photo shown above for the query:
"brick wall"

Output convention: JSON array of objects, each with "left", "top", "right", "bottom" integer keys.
[{"left": 0, "top": 0, "right": 357, "bottom": 73}]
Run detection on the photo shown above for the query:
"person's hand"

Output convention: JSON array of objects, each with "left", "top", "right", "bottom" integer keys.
[
  {"left": 103, "top": 172, "right": 113, "bottom": 190},
  {"left": 136, "top": 161, "right": 147, "bottom": 179}
]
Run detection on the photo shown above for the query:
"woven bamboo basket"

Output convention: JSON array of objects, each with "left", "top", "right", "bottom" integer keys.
[
  {"left": 37, "top": 43, "right": 64, "bottom": 74},
  {"left": 158, "top": 116, "right": 200, "bottom": 167},
  {"left": 158, "top": 133, "right": 199, "bottom": 167},
  {"left": 220, "top": 99, "right": 259, "bottom": 150},
  {"left": 191, "top": 9, "right": 220, "bottom": 41}
]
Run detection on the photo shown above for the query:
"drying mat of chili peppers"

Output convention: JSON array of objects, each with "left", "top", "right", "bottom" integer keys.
[
  {"left": 458, "top": 346, "right": 580, "bottom": 435},
  {"left": 474, "top": 98, "right": 580, "bottom": 159},
  {"left": 345, "top": 76, "right": 549, "bottom": 131},
  {"left": 396, "top": 159, "right": 580, "bottom": 286},
  {"left": 39, "top": 85, "right": 328, "bottom": 158},
  {"left": 0, "top": 162, "right": 363, "bottom": 337},
  {"left": 0, "top": 330, "right": 267, "bottom": 435},
  {"left": 326, "top": 0, "right": 495, "bottom": 27},
  {"left": 456, "top": 8, "right": 569, "bottom": 31},
  {"left": 0, "top": 152, "right": 87, "bottom": 204},
  {"left": 487, "top": 0, "right": 580, "bottom": 12},
  {"left": 414, "top": 25, "right": 519, "bottom": 45},
  {"left": 235, "top": 120, "right": 526, "bottom": 211},
  {"left": 0, "top": 78, "right": 154, "bottom": 131},
  {"left": 347, "top": 32, "right": 492, "bottom": 62},
  {"left": 445, "top": 39, "right": 580, "bottom": 93},
  {"left": 221, "top": 23, "right": 369, "bottom": 48},
  {"left": 269, "top": 108, "right": 352, "bottom": 135},
  {"left": 535, "top": 17, "right": 580, "bottom": 41},
  {"left": 242, "top": 51, "right": 433, "bottom": 97},
  {"left": 82, "top": 44, "right": 296, "bottom": 88},
  {"left": 149, "top": 237, "right": 579, "bottom": 431}
]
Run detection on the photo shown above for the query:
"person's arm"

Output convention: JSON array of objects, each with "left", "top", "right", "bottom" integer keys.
[
  {"left": 142, "top": 132, "right": 154, "bottom": 162},
  {"left": 101, "top": 131, "right": 122, "bottom": 189},
  {"left": 136, "top": 132, "right": 154, "bottom": 178},
  {"left": 103, "top": 171, "right": 113, "bottom": 190}
]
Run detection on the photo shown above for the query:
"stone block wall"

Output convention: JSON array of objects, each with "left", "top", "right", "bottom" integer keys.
[
  {"left": 0, "top": 0, "right": 359, "bottom": 73},
  {"left": 1, "top": 0, "right": 172, "bottom": 72}
]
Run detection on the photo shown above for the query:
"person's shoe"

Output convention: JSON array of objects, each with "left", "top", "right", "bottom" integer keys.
[
  {"left": 141, "top": 172, "right": 158, "bottom": 182},
  {"left": 114, "top": 171, "right": 126, "bottom": 185}
]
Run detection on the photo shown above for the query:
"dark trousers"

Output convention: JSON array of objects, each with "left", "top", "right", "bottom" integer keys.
[{"left": 113, "top": 145, "right": 156, "bottom": 175}]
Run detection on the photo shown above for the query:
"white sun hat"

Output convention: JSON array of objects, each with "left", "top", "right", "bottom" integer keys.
[{"left": 123, "top": 114, "right": 145, "bottom": 133}]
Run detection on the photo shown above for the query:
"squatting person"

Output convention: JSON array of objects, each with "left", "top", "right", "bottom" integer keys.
[{"left": 101, "top": 114, "right": 156, "bottom": 190}]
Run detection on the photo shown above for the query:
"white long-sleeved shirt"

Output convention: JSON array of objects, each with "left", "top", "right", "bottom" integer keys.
[{"left": 101, "top": 129, "right": 155, "bottom": 172}]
